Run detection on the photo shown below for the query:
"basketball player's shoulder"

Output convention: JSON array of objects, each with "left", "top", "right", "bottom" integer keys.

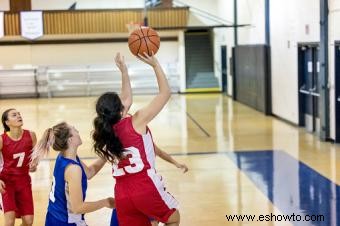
[
  {"left": 65, "top": 163, "right": 82, "bottom": 178},
  {"left": 28, "top": 131, "right": 37, "bottom": 143},
  {"left": 26, "top": 130, "right": 35, "bottom": 135}
]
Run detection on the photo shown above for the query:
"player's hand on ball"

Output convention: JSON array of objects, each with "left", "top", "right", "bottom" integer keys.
[{"left": 138, "top": 52, "right": 159, "bottom": 68}]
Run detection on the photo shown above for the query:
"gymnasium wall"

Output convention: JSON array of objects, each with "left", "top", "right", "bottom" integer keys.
[
  {"left": 231, "top": 0, "right": 319, "bottom": 124},
  {"left": 177, "top": 0, "right": 219, "bottom": 15},
  {"left": 270, "top": 0, "right": 320, "bottom": 124},
  {"left": 0, "top": 41, "right": 179, "bottom": 68},
  {"left": 176, "top": 0, "right": 223, "bottom": 91},
  {"left": 0, "top": 1, "right": 10, "bottom": 11},
  {"left": 329, "top": 0, "right": 340, "bottom": 139},
  {"left": 216, "top": 0, "right": 265, "bottom": 96},
  {"left": 0, "top": 0, "right": 225, "bottom": 92},
  {"left": 1, "top": 0, "right": 337, "bottom": 139},
  {"left": 216, "top": 0, "right": 339, "bottom": 139},
  {"left": 0, "top": 45, "right": 33, "bottom": 69},
  {"left": 237, "top": 0, "right": 265, "bottom": 45},
  {"left": 31, "top": 0, "right": 144, "bottom": 10},
  {"left": 212, "top": 0, "right": 234, "bottom": 95}
]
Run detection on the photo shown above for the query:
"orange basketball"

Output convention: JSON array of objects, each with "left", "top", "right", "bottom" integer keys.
[{"left": 128, "top": 26, "right": 160, "bottom": 56}]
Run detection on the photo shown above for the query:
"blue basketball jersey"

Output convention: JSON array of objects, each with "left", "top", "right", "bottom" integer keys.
[{"left": 46, "top": 154, "right": 88, "bottom": 225}]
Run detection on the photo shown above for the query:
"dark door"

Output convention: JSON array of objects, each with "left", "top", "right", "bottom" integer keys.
[
  {"left": 335, "top": 44, "right": 340, "bottom": 142},
  {"left": 298, "top": 45, "right": 320, "bottom": 134},
  {"left": 221, "top": 45, "right": 227, "bottom": 93}
]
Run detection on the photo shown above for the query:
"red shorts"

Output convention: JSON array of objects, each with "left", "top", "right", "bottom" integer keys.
[
  {"left": 115, "top": 170, "right": 178, "bottom": 226},
  {"left": 0, "top": 174, "right": 34, "bottom": 217}
]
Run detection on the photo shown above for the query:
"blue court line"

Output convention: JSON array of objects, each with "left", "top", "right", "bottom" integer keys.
[{"left": 226, "top": 150, "right": 339, "bottom": 226}]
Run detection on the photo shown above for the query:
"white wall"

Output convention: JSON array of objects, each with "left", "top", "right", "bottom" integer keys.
[
  {"left": 178, "top": 31, "right": 186, "bottom": 92},
  {"left": 271, "top": 0, "right": 320, "bottom": 124},
  {"left": 0, "top": 46, "right": 32, "bottom": 69},
  {"left": 329, "top": 0, "right": 340, "bottom": 139},
  {"left": 179, "top": 0, "right": 219, "bottom": 17},
  {"left": 32, "top": 0, "right": 144, "bottom": 10},
  {"left": 214, "top": 0, "right": 234, "bottom": 95},
  {"left": 0, "top": 0, "right": 9, "bottom": 11},
  {"left": 237, "top": 0, "right": 265, "bottom": 45},
  {"left": 0, "top": 41, "right": 178, "bottom": 69}
]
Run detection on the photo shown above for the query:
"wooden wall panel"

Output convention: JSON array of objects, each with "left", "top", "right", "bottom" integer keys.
[
  {"left": 3, "top": 8, "right": 189, "bottom": 37},
  {"left": 4, "top": 13, "right": 20, "bottom": 36},
  {"left": 10, "top": 0, "right": 31, "bottom": 13}
]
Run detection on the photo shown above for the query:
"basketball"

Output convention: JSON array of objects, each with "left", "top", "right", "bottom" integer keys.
[{"left": 128, "top": 26, "right": 160, "bottom": 56}]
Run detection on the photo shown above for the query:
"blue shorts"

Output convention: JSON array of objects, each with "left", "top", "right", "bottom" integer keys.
[
  {"left": 45, "top": 212, "right": 78, "bottom": 226},
  {"left": 110, "top": 209, "right": 119, "bottom": 226}
]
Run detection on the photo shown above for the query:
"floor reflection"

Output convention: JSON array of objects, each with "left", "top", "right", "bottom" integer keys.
[{"left": 227, "top": 150, "right": 337, "bottom": 226}]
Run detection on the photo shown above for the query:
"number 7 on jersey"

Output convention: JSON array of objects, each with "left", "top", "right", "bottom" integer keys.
[{"left": 13, "top": 152, "right": 25, "bottom": 167}]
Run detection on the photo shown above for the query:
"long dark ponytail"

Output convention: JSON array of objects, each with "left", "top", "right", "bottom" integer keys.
[{"left": 93, "top": 92, "right": 124, "bottom": 162}]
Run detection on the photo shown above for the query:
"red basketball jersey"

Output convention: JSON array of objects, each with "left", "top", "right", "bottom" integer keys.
[
  {"left": 0, "top": 130, "right": 33, "bottom": 176},
  {"left": 112, "top": 117, "right": 179, "bottom": 225},
  {"left": 112, "top": 116, "right": 156, "bottom": 179}
]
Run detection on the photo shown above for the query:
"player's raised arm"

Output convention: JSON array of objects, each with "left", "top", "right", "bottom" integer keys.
[
  {"left": 132, "top": 53, "right": 171, "bottom": 134},
  {"left": 115, "top": 53, "right": 132, "bottom": 117}
]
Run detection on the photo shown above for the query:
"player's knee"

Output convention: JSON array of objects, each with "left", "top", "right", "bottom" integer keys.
[
  {"left": 166, "top": 210, "right": 180, "bottom": 224},
  {"left": 4, "top": 219, "right": 15, "bottom": 226},
  {"left": 22, "top": 217, "right": 34, "bottom": 226}
]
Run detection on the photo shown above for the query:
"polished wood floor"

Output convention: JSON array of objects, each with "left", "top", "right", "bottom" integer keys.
[{"left": 0, "top": 94, "right": 339, "bottom": 225}]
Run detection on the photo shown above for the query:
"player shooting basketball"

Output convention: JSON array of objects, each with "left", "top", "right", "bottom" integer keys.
[{"left": 93, "top": 51, "right": 181, "bottom": 226}]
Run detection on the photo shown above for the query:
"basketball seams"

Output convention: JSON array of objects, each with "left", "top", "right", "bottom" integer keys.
[
  {"left": 137, "top": 39, "right": 142, "bottom": 56},
  {"left": 146, "top": 35, "right": 159, "bottom": 38},
  {"left": 146, "top": 29, "right": 160, "bottom": 49},
  {"left": 140, "top": 27, "right": 151, "bottom": 56},
  {"left": 128, "top": 38, "right": 142, "bottom": 47},
  {"left": 146, "top": 36, "right": 160, "bottom": 49},
  {"left": 131, "top": 31, "right": 142, "bottom": 39}
]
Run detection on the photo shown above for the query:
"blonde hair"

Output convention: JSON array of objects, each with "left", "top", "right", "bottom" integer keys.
[{"left": 30, "top": 122, "right": 71, "bottom": 164}]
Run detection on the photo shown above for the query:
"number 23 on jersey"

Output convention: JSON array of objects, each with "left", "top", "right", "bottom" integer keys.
[{"left": 112, "top": 147, "right": 144, "bottom": 177}]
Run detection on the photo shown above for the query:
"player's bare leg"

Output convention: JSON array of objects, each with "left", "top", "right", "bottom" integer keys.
[
  {"left": 4, "top": 211, "right": 15, "bottom": 226},
  {"left": 165, "top": 210, "right": 180, "bottom": 226},
  {"left": 21, "top": 215, "right": 33, "bottom": 226}
]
